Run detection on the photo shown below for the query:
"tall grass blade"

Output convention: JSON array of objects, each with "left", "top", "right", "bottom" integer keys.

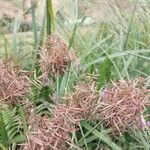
[
  {"left": 46, "top": 0, "right": 55, "bottom": 35},
  {"left": 123, "top": 1, "right": 138, "bottom": 50},
  {"left": 12, "top": 16, "right": 20, "bottom": 62},
  {"left": 3, "top": 36, "right": 9, "bottom": 60},
  {"left": 98, "top": 59, "right": 112, "bottom": 88},
  {"left": 31, "top": 1, "right": 38, "bottom": 49},
  {"left": 83, "top": 49, "right": 150, "bottom": 71},
  {"left": 68, "top": 22, "right": 78, "bottom": 49}
]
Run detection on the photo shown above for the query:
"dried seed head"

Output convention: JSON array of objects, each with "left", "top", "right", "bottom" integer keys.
[
  {"left": 39, "top": 34, "right": 76, "bottom": 78},
  {"left": 21, "top": 105, "right": 81, "bottom": 150},
  {"left": 66, "top": 82, "right": 98, "bottom": 119},
  {"left": 0, "top": 59, "right": 31, "bottom": 106},
  {"left": 52, "top": 105, "right": 83, "bottom": 126},
  {"left": 99, "top": 79, "right": 149, "bottom": 134}
]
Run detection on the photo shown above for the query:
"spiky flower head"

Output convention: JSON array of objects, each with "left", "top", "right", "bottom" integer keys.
[
  {"left": 22, "top": 105, "right": 81, "bottom": 150},
  {"left": 66, "top": 82, "right": 98, "bottom": 120},
  {"left": 0, "top": 59, "right": 30, "bottom": 106},
  {"left": 99, "top": 79, "right": 149, "bottom": 134},
  {"left": 39, "top": 34, "right": 76, "bottom": 78}
]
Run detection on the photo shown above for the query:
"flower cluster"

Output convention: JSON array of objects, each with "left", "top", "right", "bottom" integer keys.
[
  {"left": 21, "top": 105, "right": 82, "bottom": 150},
  {"left": 39, "top": 34, "right": 76, "bottom": 78},
  {"left": 0, "top": 59, "right": 30, "bottom": 106},
  {"left": 66, "top": 82, "right": 98, "bottom": 119},
  {"left": 98, "top": 79, "right": 149, "bottom": 134}
]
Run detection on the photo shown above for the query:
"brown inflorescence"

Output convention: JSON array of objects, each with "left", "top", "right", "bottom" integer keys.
[
  {"left": 39, "top": 34, "right": 76, "bottom": 78},
  {"left": 99, "top": 79, "right": 149, "bottom": 134},
  {"left": 21, "top": 105, "right": 82, "bottom": 150},
  {"left": 0, "top": 59, "right": 30, "bottom": 106},
  {"left": 21, "top": 82, "right": 98, "bottom": 150},
  {"left": 66, "top": 82, "right": 98, "bottom": 120},
  {"left": 19, "top": 79, "right": 149, "bottom": 149}
]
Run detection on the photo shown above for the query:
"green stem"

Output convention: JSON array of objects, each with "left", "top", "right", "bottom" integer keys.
[
  {"left": 123, "top": 1, "right": 138, "bottom": 51},
  {"left": 46, "top": 0, "right": 55, "bottom": 35}
]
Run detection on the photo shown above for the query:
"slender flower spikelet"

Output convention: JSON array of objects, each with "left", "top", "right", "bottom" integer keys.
[
  {"left": 22, "top": 105, "right": 81, "bottom": 150},
  {"left": 39, "top": 34, "right": 76, "bottom": 78},
  {"left": 0, "top": 59, "right": 30, "bottom": 106},
  {"left": 99, "top": 79, "right": 149, "bottom": 134},
  {"left": 66, "top": 82, "right": 98, "bottom": 119}
]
